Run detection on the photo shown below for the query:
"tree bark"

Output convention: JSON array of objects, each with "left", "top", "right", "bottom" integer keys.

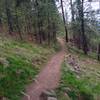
[
  {"left": 60, "top": 0, "right": 68, "bottom": 42},
  {"left": 70, "top": 0, "right": 74, "bottom": 22},
  {"left": 36, "top": 0, "right": 42, "bottom": 44},
  {"left": 47, "top": 13, "right": 51, "bottom": 45},
  {"left": 0, "top": 17, "right": 2, "bottom": 32},
  {"left": 5, "top": 0, "right": 14, "bottom": 35},
  {"left": 97, "top": 43, "right": 100, "bottom": 61},
  {"left": 15, "top": 7, "right": 23, "bottom": 40},
  {"left": 81, "top": 0, "right": 88, "bottom": 55},
  {"left": 52, "top": 22, "right": 57, "bottom": 42}
]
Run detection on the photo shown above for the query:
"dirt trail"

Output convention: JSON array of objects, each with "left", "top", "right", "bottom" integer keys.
[{"left": 23, "top": 38, "right": 65, "bottom": 100}]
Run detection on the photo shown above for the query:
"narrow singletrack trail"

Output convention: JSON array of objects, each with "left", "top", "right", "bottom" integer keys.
[{"left": 23, "top": 38, "right": 65, "bottom": 100}]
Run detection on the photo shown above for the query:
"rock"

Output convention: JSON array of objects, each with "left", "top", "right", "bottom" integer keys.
[
  {"left": 16, "top": 69, "right": 23, "bottom": 75},
  {"left": 40, "top": 90, "right": 57, "bottom": 100},
  {"left": 63, "top": 87, "right": 71, "bottom": 93},
  {"left": 2, "top": 97, "right": 8, "bottom": 100},
  {"left": 97, "top": 71, "right": 100, "bottom": 74},
  {"left": 40, "top": 92, "right": 48, "bottom": 100},
  {"left": 34, "top": 79, "right": 38, "bottom": 83},
  {"left": 47, "top": 97, "right": 57, "bottom": 100},
  {"left": 75, "top": 70, "right": 80, "bottom": 74},
  {"left": 76, "top": 75, "right": 80, "bottom": 79},
  {"left": 0, "top": 57, "right": 9, "bottom": 68},
  {"left": 43, "top": 90, "right": 56, "bottom": 97}
]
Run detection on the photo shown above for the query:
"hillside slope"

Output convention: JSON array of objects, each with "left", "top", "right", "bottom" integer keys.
[
  {"left": 57, "top": 46, "right": 100, "bottom": 100},
  {"left": 0, "top": 37, "right": 56, "bottom": 100}
]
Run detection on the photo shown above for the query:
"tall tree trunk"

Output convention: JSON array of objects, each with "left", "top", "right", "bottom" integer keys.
[
  {"left": 97, "top": 43, "right": 100, "bottom": 61},
  {"left": 5, "top": 0, "right": 13, "bottom": 35},
  {"left": 81, "top": 0, "right": 88, "bottom": 55},
  {"left": 36, "top": 0, "right": 42, "bottom": 44},
  {"left": 0, "top": 17, "right": 2, "bottom": 32},
  {"left": 47, "top": 13, "right": 51, "bottom": 45},
  {"left": 15, "top": 7, "right": 23, "bottom": 40},
  {"left": 0, "top": 17, "right": 1, "bottom": 25},
  {"left": 26, "top": 15, "right": 34, "bottom": 41},
  {"left": 52, "top": 22, "right": 57, "bottom": 42},
  {"left": 38, "top": 20, "right": 42, "bottom": 44},
  {"left": 70, "top": 0, "right": 76, "bottom": 45},
  {"left": 60, "top": 0, "right": 68, "bottom": 42},
  {"left": 70, "top": 0, "right": 74, "bottom": 22}
]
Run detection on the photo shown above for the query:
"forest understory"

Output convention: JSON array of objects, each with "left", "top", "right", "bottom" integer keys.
[
  {"left": 0, "top": 0, "right": 100, "bottom": 100},
  {"left": 56, "top": 44, "right": 100, "bottom": 100}
]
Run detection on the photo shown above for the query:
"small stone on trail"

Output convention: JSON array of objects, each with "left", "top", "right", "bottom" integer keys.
[
  {"left": 40, "top": 92, "right": 48, "bottom": 100},
  {"left": 43, "top": 90, "right": 56, "bottom": 97},
  {"left": 40, "top": 90, "right": 57, "bottom": 100},
  {"left": 47, "top": 97, "right": 57, "bottom": 100},
  {"left": 34, "top": 79, "right": 38, "bottom": 83}
]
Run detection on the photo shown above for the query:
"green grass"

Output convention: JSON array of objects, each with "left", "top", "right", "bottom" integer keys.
[
  {"left": 0, "top": 37, "right": 55, "bottom": 100},
  {"left": 67, "top": 44, "right": 98, "bottom": 60},
  {"left": 57, "top": 63, "right": 100, "bottom": 100},
  {"left": 56, "top": 44, "right": 100, "bottom": 100},
  {"left": 56, "top": 41, "right": 100, "bottom": 100}
]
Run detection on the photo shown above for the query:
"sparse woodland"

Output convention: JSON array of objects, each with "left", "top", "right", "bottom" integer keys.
[
  {"left": 0, "top": 0, "right": 100, "bottom": 100},
  {"left": 0, "top": 0, "right": 61, "bottom": 44}
]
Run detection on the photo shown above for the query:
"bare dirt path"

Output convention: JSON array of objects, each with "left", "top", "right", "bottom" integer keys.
[{"left": 23, "top": 38, "right": 65, "bottom": 100}]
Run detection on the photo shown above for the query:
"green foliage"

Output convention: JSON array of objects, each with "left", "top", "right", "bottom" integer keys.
[
  {"left": 0, "top": 0, "right": 62, "bottom": 43},
  {"left": 68, "top": 0, "right": 100, "bottom": 53}
]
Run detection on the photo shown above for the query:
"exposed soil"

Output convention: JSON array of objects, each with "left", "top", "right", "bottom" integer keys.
[{"left": 22, "top": 38, "right": 65, "bottom": 100}]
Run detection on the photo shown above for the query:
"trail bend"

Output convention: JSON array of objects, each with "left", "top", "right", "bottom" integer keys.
[{"left": 23, "top": 38, "right": 65, "bottom": 100}]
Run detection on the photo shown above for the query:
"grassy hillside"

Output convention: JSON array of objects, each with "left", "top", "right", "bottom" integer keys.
[
  {"left": 57, "top": 46, "right": 100, "bottom": 100},
  {"left": 0, "top": 37, "right": 56, "bottom": 100}
]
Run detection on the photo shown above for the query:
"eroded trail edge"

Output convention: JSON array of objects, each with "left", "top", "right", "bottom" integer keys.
[{"left": 23, "top": 38, "right": 65, "bottom": 100}]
